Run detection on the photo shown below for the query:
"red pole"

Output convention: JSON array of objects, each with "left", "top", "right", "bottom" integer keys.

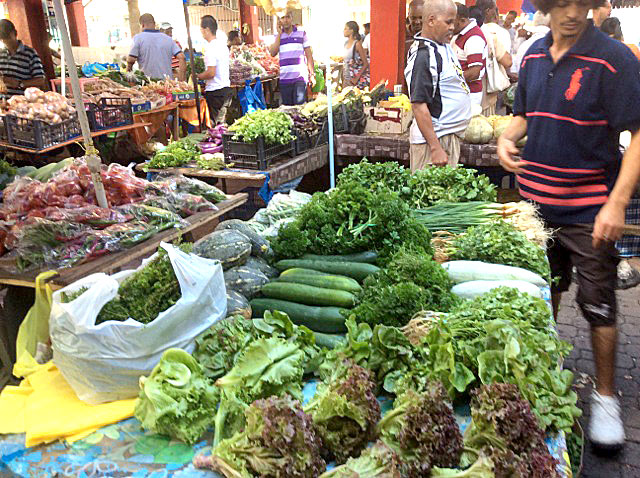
[
  {"left": 239, "top": 0, "right": 260, "bottom": 44},
  {"left": 65, "top": 0, "right": 89, "bottom": 47},
  {"left": 370, "top": 0, "right": 405, "bottom": 87}
]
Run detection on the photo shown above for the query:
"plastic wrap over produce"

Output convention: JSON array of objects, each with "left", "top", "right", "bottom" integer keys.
[
  {"left": 49, "top": 243, "right": 227, "bottom": 405},
  {"left": 0, "top": 160, "right": 224, "bottom": 270}
]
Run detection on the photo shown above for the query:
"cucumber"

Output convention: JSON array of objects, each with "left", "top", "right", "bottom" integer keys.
[
  {"left": 250, "top": 298, "right": 347, "bottom": 333},
  {"left": 276, "top": 270, "right": 362, "bottom": 293},
  {"left": 280, "top": 268, "right": 327, "bottom": 277},
  {"left": 301, "top": 251, "right": 378, "bottom": 264},
  {"left": 261, "top": 282, "right": 356, "bottom": 308},
  {"left": 275, "top": 260, "right": 380, "bottom": 282},
  {"left": 313, "top": 332, "right": 346, "bottom": 350}
]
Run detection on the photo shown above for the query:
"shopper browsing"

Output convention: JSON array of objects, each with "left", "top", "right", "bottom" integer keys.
[
  {"left": 452, "top": 4, "right": 488, "bottom": 107},
  {"left": 497, "top": 0, "right": 640, "bottom": 451},
  {"left": 342, "top": 21, "right": 370, "bottom": 89},
  {"left": 127, "top": 13, "right": 186, "bottom": 80},
  {"left": 198, "top": 15, "right": 232, "bottom": 126},
  {"left": 160, "top": 22, "right": 185, "bottom": 81},
  {"left": 269, "top": 10, "right": 315, "bottom": 106},
  {"left": 405, "top": 0, "right": 472, "bottom": 171},
  {"left": 0, "top": 19, "right": 46, "bottom": 98},
  {"left": 480, "top": 2, "right": 512, "bottom": 115}
]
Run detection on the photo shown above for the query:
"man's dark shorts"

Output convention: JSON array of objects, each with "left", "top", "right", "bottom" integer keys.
[{"left": 547, "top": 223, "right": 619, "bottom": 327}]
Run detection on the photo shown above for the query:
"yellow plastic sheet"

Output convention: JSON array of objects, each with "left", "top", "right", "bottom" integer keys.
[
  {"left": 13, "top": 271, "right": 57, "bottom": 378},
  {"left": 0, "top": 362, "right": 135, "bottom": 447}
]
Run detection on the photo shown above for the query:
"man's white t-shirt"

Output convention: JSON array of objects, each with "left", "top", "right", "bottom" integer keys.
[
  {"left": 204, "top": 38, "right": 230, "bottom": 92},
  {"left": 362, "top": 34, "right": 370, "bottom": 53}
]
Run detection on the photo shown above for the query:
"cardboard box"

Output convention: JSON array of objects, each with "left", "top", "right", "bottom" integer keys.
[
  {"left": 365, "top": 104, "right": 413, "bottom": 135},
  {"left": 131, "top": 101, "right": 151, "bottom": 114}
]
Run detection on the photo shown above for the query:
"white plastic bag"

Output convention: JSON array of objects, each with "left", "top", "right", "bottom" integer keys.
[{"left": 50, "top": 242, "right": 227, "bottom": 404}]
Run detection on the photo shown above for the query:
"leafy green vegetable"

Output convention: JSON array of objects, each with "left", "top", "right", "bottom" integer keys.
[
  {"left": 213, "top": 336, "right": 306, "bottom": 445},
  {"left": 193, "top": 311, "right": 322, "bottom": 383},
  {"left": 271, "top": 185, "right": 432, "bottom": 263},
  {"left": 145, "top": 140, "right": 202, "bottom": 170},
  {"left": 451, "top": 220, "right": 550, "bottom": 279},
  {"left": 134, "top": 348, "right": 218, "bottom": 445},
  {"left": 405, "top": 288, "right": 581, "bottom": 433},
  {"left": 377, "top": 384, "right": 463, "bottom": 478},
  {"left": 318, "top": 318, "right": 414, "bottom": 394},
  {"left": 0, "top": 158, "right": 17, "bottom": 191},
  {"left": 95, "top": 244, "right": 192, "bottom": 324},
  {"left": 430, "top": 454, "right": 495, "bottom": 477},
  {"left": 462, "top": 383, "right": 560, "bottom": 477},
  {"left": 319, "top": 440, "right": 401, "bottom": 478},
  {"left": 195, "top": 395, "right": 326, "bottom": 478},
  {"left": 337, "top": 159, "right": 411, "bottom": 198},
  {"left": 350, "top": 249, "right": 459, "bottom": 328},
  {"left": 229, "top": 109, "right": 294, "bottom": 145},
  {"left": 408, "top": 166, "right": 497, "bottom": 208},
  {"left": 304, "top": 360, "right": 381, "bottom": 464}
]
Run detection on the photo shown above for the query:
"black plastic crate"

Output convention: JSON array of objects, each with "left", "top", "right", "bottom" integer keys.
[
  {"left": 86, "top": 97, "right": 133, "bottom": 131},
  {"left": 5, "top": 114, "right": 81, "bottom": 151},
  {"left": 223, "top": 133, "right": 295, "bottom": 170},
  {"left": 0, "top": 116, "right": 7, "bottom": 142},
  {"left": 294, "top": 123, "right": 329, "bottom": 155}
]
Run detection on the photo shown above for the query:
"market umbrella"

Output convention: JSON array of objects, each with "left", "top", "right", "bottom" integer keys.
[{"left": 51, "top": 0, "right": 109, "bottom": 209}]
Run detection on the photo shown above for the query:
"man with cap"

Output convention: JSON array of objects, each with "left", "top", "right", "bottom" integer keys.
[
  {"left": 0, "top": 19, "right": 46, "bottom": 98},
  {"left": 127, "top": 13, "right": 186, "bottom": 80},
  {"left": 160, "top": 22, "right": 185, "bottom": 81},
  {"left": 269, "top": 10, "right": 315, "bottom": 106}
]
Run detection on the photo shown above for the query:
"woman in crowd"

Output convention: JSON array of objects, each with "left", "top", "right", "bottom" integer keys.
[
  {"left": 342, "top": 21, "right": 370, "bottom": 89},
  {"left": 600, "top": 17, "right": 640, "bottom": 61}
]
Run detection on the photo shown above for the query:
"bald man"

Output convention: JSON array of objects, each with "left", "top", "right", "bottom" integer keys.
[
  {"left": 127, "top": 13, "right": 186, "bottom": 79},
  {"left": 405, "top": 0, "right": 471, "bottom": 171}
]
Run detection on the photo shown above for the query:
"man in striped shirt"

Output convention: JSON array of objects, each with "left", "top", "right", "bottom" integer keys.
[
  {"left": 498, "top": 0, "right": 640, "bottom": 451},
  {"left": 0, "top": 20, "right": 46, "bottom": 98},
  {"left": 269, "top": 10, "right": 315, "bottom": 106}
]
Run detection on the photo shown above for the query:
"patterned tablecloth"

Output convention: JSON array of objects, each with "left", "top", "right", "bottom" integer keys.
[{"left": 334, "top": 134, "right": 521, "bottom": 168}]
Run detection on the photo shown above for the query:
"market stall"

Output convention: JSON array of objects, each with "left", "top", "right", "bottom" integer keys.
[{"left": 0, "top": 161, "right": 581, "bottom": 478}]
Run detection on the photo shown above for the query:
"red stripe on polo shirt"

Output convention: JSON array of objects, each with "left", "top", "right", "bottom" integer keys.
[
  {"left": 522, "top": 169, "right": 606, "bottom": 183},
  {"left": 570, "top": 54, "right": 617, "bottom": 73},
  {"left": 521, "top": 53, "right": 546, "bottom": 67},
  {"left": 522, "top": 160, "right": 605, "bottom": 175},
  {"left": 519, "top": 188, "right": 608, "bottom": 206},
  {"left": 518, "top": 176, "right": 608, "bottom": 195},
  {"left": 526, "top": 111, "right": 608, "bottom": 126}
]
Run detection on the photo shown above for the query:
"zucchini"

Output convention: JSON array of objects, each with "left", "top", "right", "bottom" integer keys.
[
  {"left": 301, "top": 251, "right": 378, "bottom": 264},
  {"left": 313, "top": 332, "right": 346, "bottom": 350},
  {"left": 261, "top": 282, "right": 356, "bottom": 308},
  {"left": 250, "top": 298, "right": 347, "bottom": 333},
  {"left": 276, "top": 270, "right": 362, "bottom": 293},
  {"left": 274, "top": 260, "right": 380, "bottom": 282}
]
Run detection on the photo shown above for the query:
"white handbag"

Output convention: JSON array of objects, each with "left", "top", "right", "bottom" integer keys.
[{"left": 486, "top": 33, "right": 510, "bottom": 93}]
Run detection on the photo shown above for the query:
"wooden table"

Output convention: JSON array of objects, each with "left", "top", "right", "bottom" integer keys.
[
  {"left": 131, "top": 103, "right": 180, "bottom": 144},
  {"left": 0, "top": 123, "right": 152, "bottom": 155},
  {"left": 334, "top": 133, "right": 518, "bottom": 168},
  {"left": 0, "top": 193, "right": 247, "bottom": 290},
  {"left": 138, "top": 144, "right": 329, "bottom": 193}
]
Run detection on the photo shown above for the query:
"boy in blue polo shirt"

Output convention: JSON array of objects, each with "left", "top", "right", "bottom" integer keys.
[{"left": 498, "top": 0, "right": 640, "bottom": 451}]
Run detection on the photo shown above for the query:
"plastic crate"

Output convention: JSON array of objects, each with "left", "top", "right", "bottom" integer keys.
[
  {"left": 5, "top": 114, "right": 81, "bottom": 151},
  {"left": 86, "top": 97, "right": 133, "bottom": 131},
  {"left": 324, "top": 103, "right": 349, "bottom": 134},
  {"left": 222, "top": 133, "right": 295, "bottom": 170},
  {"left": 0, "top": 116, "right": 7, "bottom": 142},
  {"left": 294, "top": 123, "right": 329, "bottom": 155}
]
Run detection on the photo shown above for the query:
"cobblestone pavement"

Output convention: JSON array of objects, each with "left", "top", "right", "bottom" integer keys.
[{"left": 557, "top": 267, "right": 640, "bottom": 477}]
